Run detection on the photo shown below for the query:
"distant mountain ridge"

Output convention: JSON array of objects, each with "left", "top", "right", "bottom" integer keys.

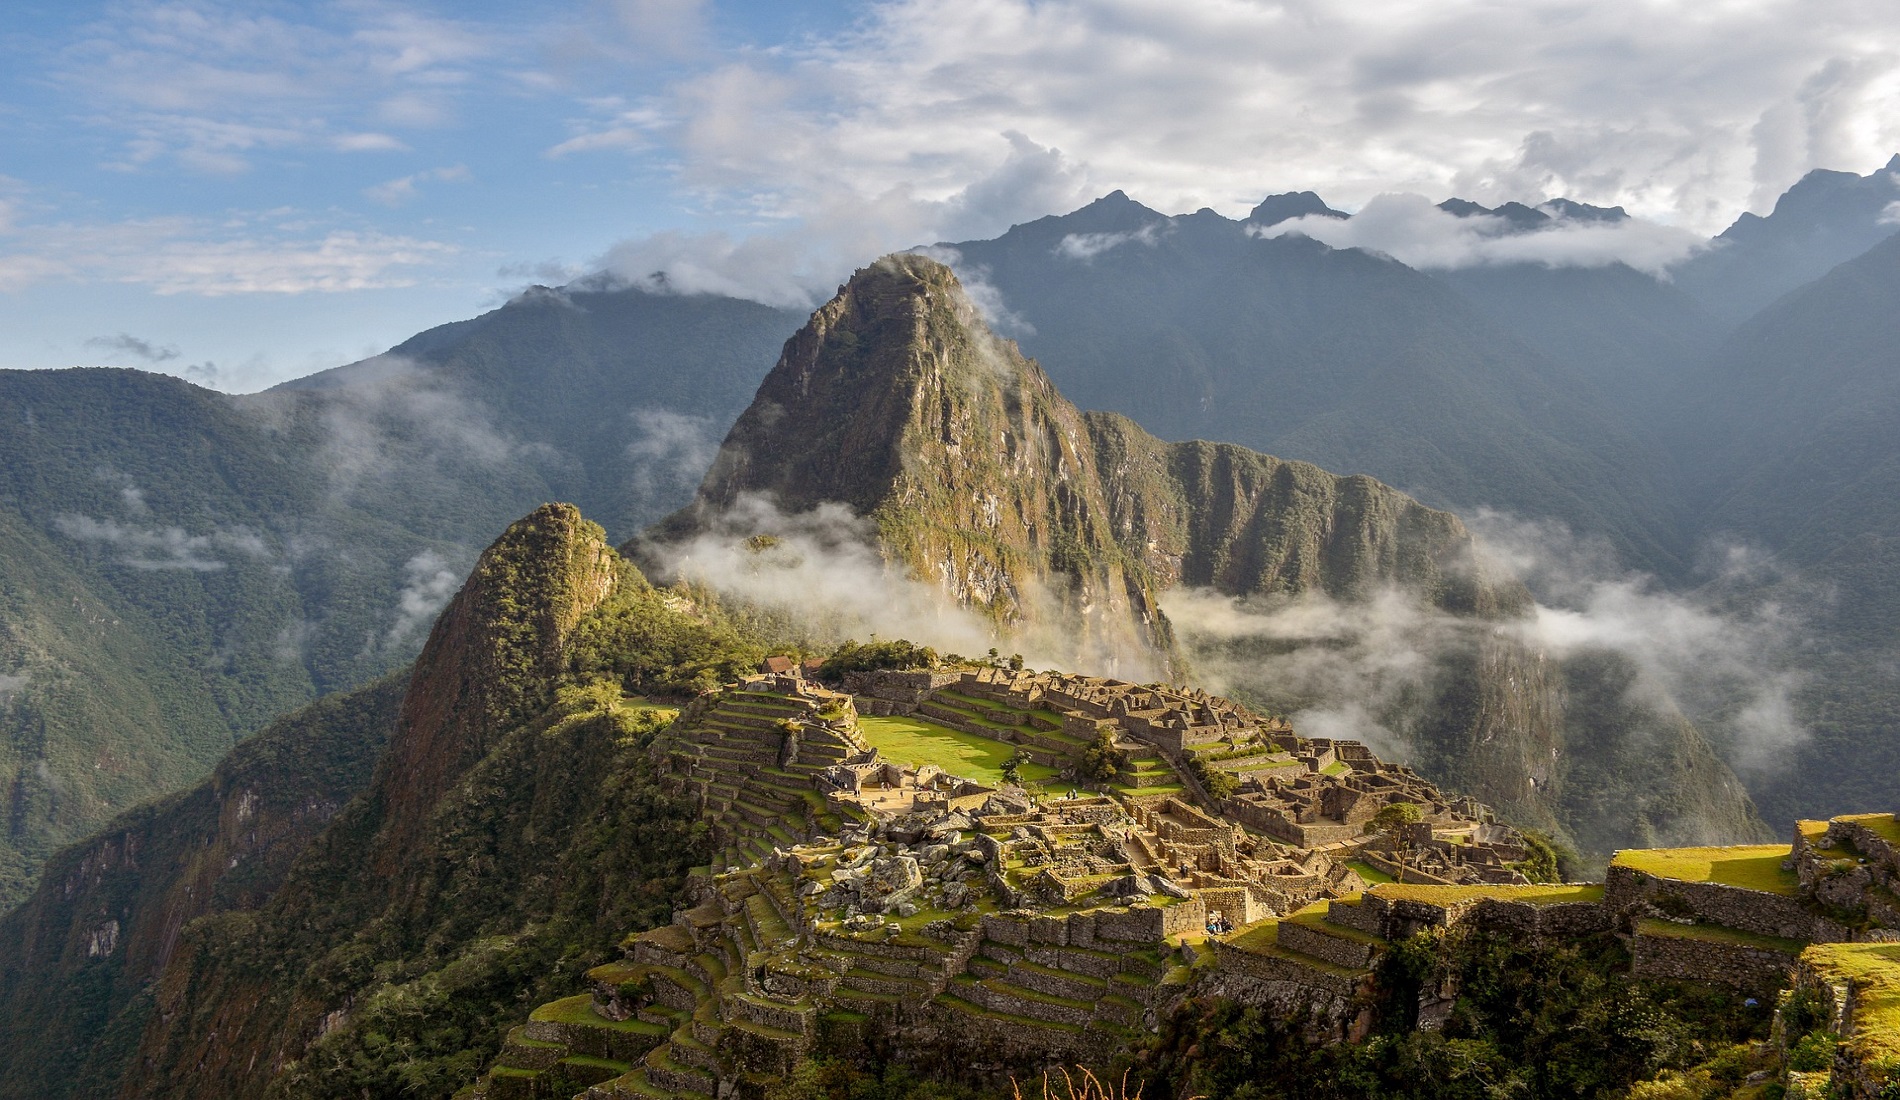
[{"left": 940, "top": 190, "right": 1696, "bottom": 576}]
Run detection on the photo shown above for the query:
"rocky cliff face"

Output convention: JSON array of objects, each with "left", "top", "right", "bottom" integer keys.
[
  {"left": 0, "top": 676, "right": 404, "bottom": 1100},
  {"left": 653, "top": 255, "right": 1765, "bottom": 853}
]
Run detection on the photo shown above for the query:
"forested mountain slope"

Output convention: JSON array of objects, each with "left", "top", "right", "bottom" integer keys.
[
  {"left": 0, "top": 289, "right": 794, "bottom": 907},
  {"left": 939, "top": 192, "right": 1694, "bottom": 576}
]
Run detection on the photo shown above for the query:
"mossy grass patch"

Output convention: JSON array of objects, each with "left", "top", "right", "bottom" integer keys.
[
  {"left": 1612, "top": 845, "right": 1799, "bottom": 896},
  {"left": 856, "top": 714, "right": 1058, "bottom": 784},
  {"left": 1800, "top": 941, "right": 1900, "bottom": 1066},
  {"left": 1837, "top": 813, "right": 1900, "bottom": 847},
  {"left": 1634, "top": 918, "right": 1805, "bottom": 954}
]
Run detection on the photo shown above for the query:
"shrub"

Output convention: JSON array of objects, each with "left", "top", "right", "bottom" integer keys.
[
  {"left": 1788, "top": 1031, "right": 1838, "bottom": 1072},
  {"left": 1187, "top": 756, "right": 1237, "bottom": 800}
]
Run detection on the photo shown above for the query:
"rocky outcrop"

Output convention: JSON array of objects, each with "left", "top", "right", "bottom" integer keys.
[{"left": 367, "top": 502, "right": 618, "bottom": 871}]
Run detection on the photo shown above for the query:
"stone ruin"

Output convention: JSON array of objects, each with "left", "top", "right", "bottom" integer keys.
[{"left": 465, "top": 664, "right": 1900, "bottom": 1100}]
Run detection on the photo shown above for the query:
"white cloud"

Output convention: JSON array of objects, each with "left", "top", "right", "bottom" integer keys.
[
  {"left": 0, "top": 217, "right": 455, "bottom": 295},
  {"left": 387, "top": 549, "right": 462, "bottom": 648},
  {"left": 54, "top": 2, "right": 499, "bottom": 173},
  {"left": 649, "top": 493, "right": 1160, "bottom": 678},
  {"left": 574, "top": 0, "right": 1900, "bottom": 307},
  {"left": 595, "top": 129, "right": 1090, "bottom": 308},
  {"left": 1054, "top": 223, "right": 1164, "bottom": 261},
  {"left": 0, "top": 672, "right": 29, "bottom": 696},
  {"left": 1257, "top": 193, "right": 1709, "bottom": 276},
  {"left": 52, "top": 514, "right": 272, "bottom": 572},
  {"left": 1164, "top": 509, "right": 1811, "bottom": 778},
  {"left": 364, "top": 164, "right": 472, "bottom": 206}
]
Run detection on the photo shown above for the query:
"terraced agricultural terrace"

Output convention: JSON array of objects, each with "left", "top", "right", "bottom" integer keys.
[{"left": 465, "top": 668, "right": 1900, "bottom": 1100}]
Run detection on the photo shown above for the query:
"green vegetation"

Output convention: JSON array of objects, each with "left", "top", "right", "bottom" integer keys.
[
  {"left": 1370, "top": 883, "right": 1606, "bottom": 906},
  {"left": 1634, "top": 919, "right": 1805, "bottom": 954},
  {"left": 567, "top": 565, "right": 764, "bottom": 696},
  {"left": 0, "top": 673, "right": 408, "bottom": 1100},
  {"left": 856, "top": 715, "right": 1057, "bottom": 786},
  {"left": 1077, "top": 731, "right": 1127, "bottom": 783},
  {"left": 1612, "top": 846, "right": 1801, "bottom": 896},
  {"left": 1346, "top": 860, "right": 1396, "bottom": 885},
  {"left": 1144, "top": 929, "right": 1766, "bottom": 1100},
  {"left": 817, "top": 639, "right": 940, "bottom": 679},
  {"left": 1187, "top": 755, "right": 1238, "bottom": 800}
]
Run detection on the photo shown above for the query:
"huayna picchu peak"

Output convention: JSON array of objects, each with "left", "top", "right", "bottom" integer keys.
[{"left": 648, "top": 253, "right": 1764, "bottom": 858}]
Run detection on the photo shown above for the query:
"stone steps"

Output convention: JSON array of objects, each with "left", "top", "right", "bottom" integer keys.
[{"left": 644, "top": 1040, "right": 717, "bottom": 1095}]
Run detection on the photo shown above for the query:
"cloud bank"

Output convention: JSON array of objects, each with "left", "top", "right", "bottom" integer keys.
[
  {"left": 1257, "top": 194, "right": 1709, "bottom": 276},
  {"left": 1163, "top": 512, "right": 1808, "bottom": 777},
  {"left": 52, "top": 514, "right": 272, "bottom": 572},
  {"left": 645, "top": 493, "right": 1159, "bottom": 679}
]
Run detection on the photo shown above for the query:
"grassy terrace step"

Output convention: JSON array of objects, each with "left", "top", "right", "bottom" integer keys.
[
  {"left": 978, "top": 976, "right": 1096, "bottom": 1012},
  {"left": 531, "top": 995, "right": 671, "bottom": 1036},
  {"left": 746, "top": 893, "right": 794, "bottom": 946},
  {"left": 723, "top": 1016, "right": 805, "bottom": 1042},
  {"left": 1285, "top": 904, "right": 1386, "bottom": 945},
  {"left": 692, "top": 952, "right": 729, "bottom": 985},
  {"left": 1223, "top": 922, "right": 1371, "bottom": 979},
  {"left": 1367, "top": 882, "right": 1606, "bottom": 906},
  {"left": 845, "top": 967, "right": 930, "bottom": 991},
  {"left": 1634, "top": 918, "right": 1807, "bottom": 954},
  {"left": 1012, "top": 959, "right": 1108, "bottom": 989},
  {"left": 607, "top": 1067, "right": 714, "bottom": 1100},
  {"left": 645, "top": 1043, "right": 714, "bottom": 1086},
  {"left": 1610, "top": 845, "right": 1799, "bottom": 896},
  {"left": 1802, "top": 942, "right": 1900, "bottom": 1067},
  {"left": 933, "top": 993, "right": 1085, "bottom": 1034},
  {"left": 833, "top": 986, "right": 903, "bottom": 1006},
  {"left": 560, "top": 1055, "right": 635, "bottom": 1086}
]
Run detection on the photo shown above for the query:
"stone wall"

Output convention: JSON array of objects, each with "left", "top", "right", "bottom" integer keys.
[
  {"left": 1605, "top": 865, "right": 1848, "bottom": 942},
  {"left": 1630, "top": 925, "right": 1798, "bottom": 996}
]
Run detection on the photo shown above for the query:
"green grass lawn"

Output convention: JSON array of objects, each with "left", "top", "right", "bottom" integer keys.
[
  {"left": 1345, "top": 860, "right": 1395, "bottom": 884},
  {"left": 1370, "top": 882, "right": 1607, "bottom": 906},
  {"left": 1802, "top": 941, "right": 1900, "bottom": 1066},
  {"left": 1612, "top": 845, "right": 1799, "bottom": 896},
  {"left": 1837, "top": 813, "right": 1900, "bottom": 846},
  {"left": 856, "top": 714, "right": 1058, "bottom": 786},
  {"left": 1634, "top": 918, "right": 1805, "bottom": 954}
]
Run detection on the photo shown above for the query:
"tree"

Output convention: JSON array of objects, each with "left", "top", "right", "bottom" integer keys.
[
  {"left": 1077, "top": 731, "right": 1127, "bottom": 783},
  {"left": 1368, "top": 802, "right": 1424, "bottom": 883},
  {"left": 1001, "top": 750, "right": 1027, "bottom": 786}
]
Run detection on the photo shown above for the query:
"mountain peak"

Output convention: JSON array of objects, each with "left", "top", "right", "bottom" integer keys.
[{"left": 1247, "top": 190, "right": 1347, "bottom": 226}]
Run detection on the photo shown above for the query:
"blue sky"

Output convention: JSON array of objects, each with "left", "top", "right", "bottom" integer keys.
[{"left": 4, "top": 0, "right": 1899, "bottom": 390}]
